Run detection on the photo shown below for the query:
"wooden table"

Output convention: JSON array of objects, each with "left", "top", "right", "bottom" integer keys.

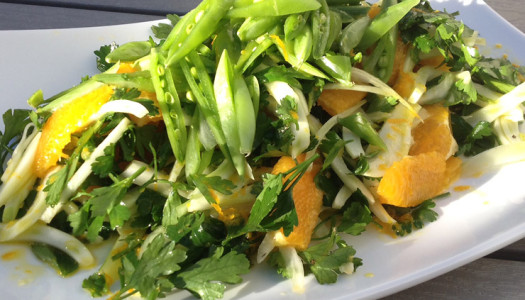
[{"left": 0, "top": 0, "right": 523, "bottom": 299}]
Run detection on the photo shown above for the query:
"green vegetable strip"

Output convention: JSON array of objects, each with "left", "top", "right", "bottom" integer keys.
[
  {"left": 311, "top": 0, "right": 331, "bottom": 59},
  {"left": 284, "top": 12, "right": 310, "bottom": 42},
  {"left": 214, "top": 50, "right": 246, "bottom": 177},
  {"left": 237, "top": 16, "right": 282, "bottom": 41},
  {"left": 180, "top": 52, "right": 234, "bottom": 168},
  {"left": 228, "top": 0, "right": 321, "bottom": 18},
  {"left": 363, "top": 0, "right": 398, "bottom": 82},
  {"left": 166, "top": 0, "right": 234, "bottom": 66},
  {"left": 339, "top": 112, "right": 387, "bottom": 150},
  {"left": 358, "top": 0, "right": 419, "bottom": 50},
  {"left": 161, "top": 0, "right": 208, "bottom": 51},
  {"left": 149, "top": 49, "right": 186, "bottom": 163},
  {"left": 185, "top": 108, "right": 202, "bottom": 180},
  {"left": 92, "top": 71, "right": 155, "bottom": 92},
  {"left": 233, "top": 72, "right": 256, "bottom": 155}
]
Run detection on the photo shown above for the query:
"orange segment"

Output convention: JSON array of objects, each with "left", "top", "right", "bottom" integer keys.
[
  {"left": 33, "top": 85, "right": 113, "bottom": 177},
  {"left": 376, "top": 151, "right": 447, "bottom": 207},
  {"left": 368, "top": 3, "right": 381, "bottom": 19},
  {"left": 409, "top": 104, "right": 456, "bottom": 158},
  {"left": 317, "top": 89, "right": 366, "bottom": 116},
  {"left": 271, "top": 154, "right": 323, "bottom": 251},
  {"left": 393, "top": 71, "right": 415, "bottom": 100},
  {"left": 117, "top": 63, "right": 138, "bottom": 74},
  {"left": 387, "top": 37, "right": 409, "bottom": 86}
]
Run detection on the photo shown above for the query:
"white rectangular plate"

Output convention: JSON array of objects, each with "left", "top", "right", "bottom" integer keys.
[{"left": 0, "top": 1, "right": 524, "bottom": 299}]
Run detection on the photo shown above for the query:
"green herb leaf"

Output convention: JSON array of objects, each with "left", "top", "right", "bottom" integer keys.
[{"left": 174, "top": 248, "right": 250, "bottom": 300}]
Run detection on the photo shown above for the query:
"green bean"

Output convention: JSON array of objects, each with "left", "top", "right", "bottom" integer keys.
[
  {"left": 237, "top": 16, "right": 282, "bottom": 41},
  {"left": 228, "top": 0, "right": 321, "bottom": 18},
  {"left": 165, "top": 0, "right": 234, "bottom": 66},
  {"left": 358, "top": 0, "right": 418, "bottom": 50},
  {"left": 149, "top": 49, "right": 187, "bottom": 163}
]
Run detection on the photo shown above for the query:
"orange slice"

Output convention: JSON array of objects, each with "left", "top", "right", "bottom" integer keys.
[
  {"left": 376, "top": 151, "right": 447, "bottom": 207},
  {"left": 409, "top": 104, "right": 457, "bottom": 158},
  {"left": 33, "top": 85, "right": 113, "bottom": 177},
  {"left": 271, "top": 154, "right": 323, "bottom": 251},
  {"left": 317, "top": 89, "right": 366, "bottom": 116}
]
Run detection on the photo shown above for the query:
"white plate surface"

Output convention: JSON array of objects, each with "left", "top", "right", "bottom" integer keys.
[{"left": 0, "top": 1, "right": 524, "bottom": 299}]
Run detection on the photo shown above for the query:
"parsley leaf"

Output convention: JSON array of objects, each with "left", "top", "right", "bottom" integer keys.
[
  {"left": 300, "top": 231, "right": 360, "bottom": 284},
  {"left": 118, "top": 233, "right": 187, "bottom": 300},
  {"left": 91, "top": 143, "right": 116, "bottom": 178},
  {"left": 0, "top": 109, "right": 32, "bottom": 174},
  {"left": 451, "top": 115, "right": 497, "bottom": 156},
  {"left": 174, "top": 248, "right": 250, "bottom": 300},
  {"left": 94, "top": 44, "right": 116, "bottom": 72},
  {"left": 44, "top": 164, "right": 70, "bottom": 206},
  {"left": 82, "top": 273, "right": 108, "bottom": 297},
  {"left": 31, "top": 243, "right": 79, "bottom": 277},
  {"left": 390, "top": 199, "right": 440, "bottom": 236},
  {"left": 337, "top": 199, "right": 373, "bottom": 236}
]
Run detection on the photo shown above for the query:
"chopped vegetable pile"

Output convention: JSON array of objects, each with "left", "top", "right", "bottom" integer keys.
[{"left": 1, "top": 0, "right": 525, "bottom": 299}]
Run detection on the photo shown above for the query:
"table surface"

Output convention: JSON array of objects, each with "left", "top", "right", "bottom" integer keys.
[{"left": 0, "top": 0, "right": 524, "bottom": 299}]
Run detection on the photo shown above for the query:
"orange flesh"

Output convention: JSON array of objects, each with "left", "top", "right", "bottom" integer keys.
[
  {"left": 33, "top": 85, "right": 113, "bottom": 177},
  {"left": 393, "top": 71, "right": 415, "bottom": 100},
  {"left": 317, "top": 89, "right": 367, "bottom": 116},
  {"left": 409, "top": 105, "right": 455, "bottom": 157},
  {"left": 368, "top": 3, "right": 381, "bottom": 19},
  {"left": 377, "top": 105, "right": 461, "bottom": 208},
  {"left": 377, "top": 151, "right": 447, "bottom": 207},
  {"left": 271, "top": 154, "right": 323, "bottom": 251}
]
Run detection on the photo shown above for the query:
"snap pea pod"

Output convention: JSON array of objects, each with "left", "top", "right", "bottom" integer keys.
[
  {"left": 228, "top": 0, "right": 321, "bottom": 18},
  {"left": 235, "top": 35, "right": 275, "bottom": 73},
  {"left": 149, "top": 49, "right": 187, "bottom": 163},
  {"left": 92, "top": 71, "right": 155, "bottom": 92},
  {"left": 237, "top": 16, "right": 282, "bottom": 41},
  {"left": 316, "top": 54, "right": 352, "bottom": 85},
  {"left": 105, "top": 41, "right": 151, "bottom": 63},
  {"left": 339, "top": 112, "right": 387, "bottom": 150},
  {"left": 185, "top": 107, "right": 202, "bottom": 180},
  {"left": 284, "top": 12, "right": 310, "bottom": 42},
  {"left": 363, "top": 0, "right": 398, "bottom": 82},
  {"left": 326, "top": 0, "right": 361, "bottom": 4},
  {"left": 214, "top": 50, "right": 246, "bottom": 177},
  {"left": 179, "top": 53, "right": 227, "bottom": 155},
  {"left": 161, "top": 0, "right": 207, "bottom": 51},
  {"left": 291, "top": 24, "right": 313, "bottom": 64},
  {"left": 325, "top": 10, "right": 343, "bottom": 53},
  {"left": 358, "top": 0, "right": 419, "bottom": 50},
  {"left": 311, "top": 0, "right": 331, "bottom": 59},
  {"left": 165, "top": 0, "right": 234, "bottom": 66},
  {"left": 233, "top": 72, "right": 256, "bottom": 155},
  {"left": 340, "top": 15, "right": 371, "bottom": 54}
]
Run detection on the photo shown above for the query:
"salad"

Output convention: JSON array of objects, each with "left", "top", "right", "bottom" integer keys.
[{"left": 1, "top": 0, "right": 525, "bottom": 299}]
